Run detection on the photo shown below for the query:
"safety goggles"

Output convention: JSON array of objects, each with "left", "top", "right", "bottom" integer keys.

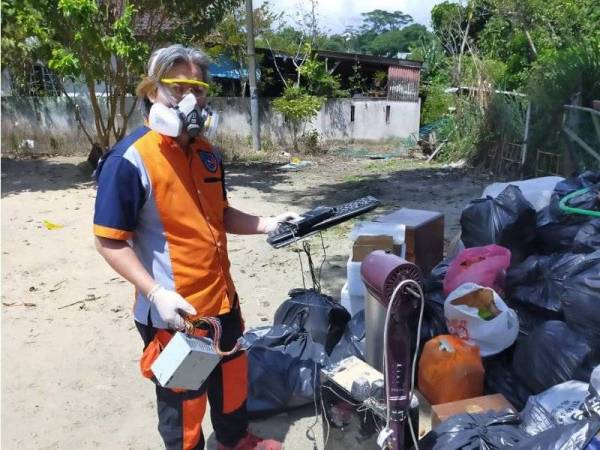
[{"left": 160, "top": 78, "right": 210, "bottom": 99}]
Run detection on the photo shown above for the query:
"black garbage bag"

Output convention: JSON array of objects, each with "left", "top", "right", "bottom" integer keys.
[
  {"left": 535, "top": 172, "right": 600, "bottom": 254},
  {"left": 513, "top": 417, "right": 600, "bottom": 450},
  {"left": 561, "top": 252, "right": 600, "bottom": 344},
  {"left": 329, "top": 310, "right": 366, "bottom": 362},
  {"left": 506, "top": 251, "right": 600, "bottom": 336},
  {"left": 417, "top": 411, "right": 529, "bottom": 450},
  {"left": 246, "top": 303, "right": 360, "bottom": 417},
  {"left": 513, "top": 321, "right": 599, "bottom": 394},
  {"left": 461, "top": 185, "right": 537, "bottom": 265},
  {"left": 573, "top": 219, "right": 600, "bottom": 253},
  {"left": 424, "top": 257, "right": 453, "bottom": 293},
  {"left": 552, "top": 171, "right": 600, "bottom": 201},
  {"left": 420, "top": 292, "right": 448, "bottom": 345},
  {"left": 483, "top": 346, "right": 533, "bottom": 410},
  {"left": 245, "top": 324, "right": 326, "bottom": 416},
  {"left": 274, "top": 289, "right": 350, "bottom": 354}
]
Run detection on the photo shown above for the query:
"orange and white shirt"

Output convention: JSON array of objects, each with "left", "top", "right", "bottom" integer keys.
[{"left": 93, "top": 126, "right": 236, "bottom": 328}]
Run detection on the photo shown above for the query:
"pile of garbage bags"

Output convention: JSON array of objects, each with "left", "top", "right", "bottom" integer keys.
[
  {"left": 417, "top": 367, "right": 600, "bottom": 449},
  {"left": 243, "top": 171, "right": 600, "bottom": 449},
  {"left": 417, "top": 171, "right": 600, "bottom": 448}
]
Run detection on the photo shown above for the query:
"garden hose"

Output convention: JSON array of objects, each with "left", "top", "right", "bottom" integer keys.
[{"left": 558, "top": 187, "right": 600, "bottom": 218}]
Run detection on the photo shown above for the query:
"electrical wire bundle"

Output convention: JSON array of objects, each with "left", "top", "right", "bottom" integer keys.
[{"left": 183, "top": 317, "right": 242, "bottom": 357}]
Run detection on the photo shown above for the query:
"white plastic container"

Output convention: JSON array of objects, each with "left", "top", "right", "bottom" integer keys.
[
  {"left": 349, "top": 222, "right": 406, "bottom": 246},
  {"left": 341, "top": 282, "right": 366, "bottom": 316},
  {"left": 347, "top": 256, "right": 367, "bottom": 297}
]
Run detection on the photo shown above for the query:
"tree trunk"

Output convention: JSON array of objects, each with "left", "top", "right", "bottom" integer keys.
[
  {"left": 292, "top": 122, "right": 298, "bottom": 152},
  {"left": 457, "top": 20, "right": 471, "bottom": 85},
  {"left": 524, "top": 29, "right": 538, "bottom": 58}
]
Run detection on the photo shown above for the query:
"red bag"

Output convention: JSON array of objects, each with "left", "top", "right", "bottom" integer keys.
[
  {"left": 418, "top": 335, "right": 485, "bottom": 405},
  {"left": 443, "top": 244, "right": 511, "bottom": 296}
]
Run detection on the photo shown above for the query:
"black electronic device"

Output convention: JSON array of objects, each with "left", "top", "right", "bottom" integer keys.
[{"left": 267, "top": 196, "right": 381, "bottom": 249}]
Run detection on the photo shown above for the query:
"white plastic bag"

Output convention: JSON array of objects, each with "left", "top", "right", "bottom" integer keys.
[
  {"left": 520, "top": 380, "right": 590, "bottom": 436},
  {"left": 444, "top": 282, "right": 519, "bottom": 357}
]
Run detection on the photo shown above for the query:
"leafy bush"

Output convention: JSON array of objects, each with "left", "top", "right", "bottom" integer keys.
[
  {"left": 421, "top": 82, "right": 453, "bottom": 124},
  {"left": 298, "top": 58, "right": 348, "bottom": 98},
  {"left": 272, "top": 85, "right": 324, "bottom": 151},
  {"left": 299, "top": 129, "right": 322, "bottom": 154},
  {"left": 437, "top": 97, "right": 486, "bottom": 162}
]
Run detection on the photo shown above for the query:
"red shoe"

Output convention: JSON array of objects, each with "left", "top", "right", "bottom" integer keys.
[{"left": 217, "top": 432, "right": 283, "bottom": 450}]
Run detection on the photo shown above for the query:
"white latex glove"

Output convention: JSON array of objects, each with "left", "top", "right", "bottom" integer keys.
[
  {"left": 263, "top": 211, "right": 301, "bottom": 233},
  {"left": 147, "top": 284, "right": 197, "bottom": 330}
]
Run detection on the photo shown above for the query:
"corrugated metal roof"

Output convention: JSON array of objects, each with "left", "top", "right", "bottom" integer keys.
[{"left": 387, "top": 65, "right": 420, "bottom": 102}]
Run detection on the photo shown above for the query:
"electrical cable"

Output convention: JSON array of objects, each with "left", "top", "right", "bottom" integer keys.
[
  {"left": 291, "top": 228, "right": 307, "bottom": 290},
  {"left": 381, "top": 279, "right": 424, "bottom": 450},
  {"left": 317, "top": 232, "right": 327, "bottom": 290},
  {"left": 303, "top": 241, "right": 320, "bottom": 292},
  {"left": 184, "top": 316, "right": 242, "bottom": 357},
  {"left": 305, "top": 360, "right": 321, "bottom": 447}
]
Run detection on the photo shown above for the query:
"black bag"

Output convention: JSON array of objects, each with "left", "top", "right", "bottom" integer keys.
[
  {"left": 573, "top": 219, "right": 600, "bottom": 253},
  {"left": 483, "top": 347, "right": 534, "bottom": 411},
  {"left": 273, "top": 289, "right": 350, "bottom": 354},
  {"left": 417, "top": 411, "right": 529, "bottom": 450},
  {"left": 512, "top": 321, "right": 599, "bottom": 394},
  {"left": 420, "top": 292, "right": 448, "bottom": 345},
  {"left": 535, "top": 172, "right": 600, "bottom": 254},
  {"left": 560, "top": 251, "right": 600, "bottom": 345},
  {"left": 506, "top": 251, "right": 600, "bottom": 337},
  {"left": 424, "top": 257, "right": 453, "bottom": 293},
  {"left": 461, "top": 185, "right": 537, "bottom": 265},
  {"left": 245, "top": 324, "right": 326, "bottom": 416},
  {"left": 246, "top": 291, "right": 359, "bottom": 416},
  {"left": 273, "top": 289, "right": 350, "bottom": 355},
  {"left": 329, "top": 309, "right": 366, "bottom": 362}
]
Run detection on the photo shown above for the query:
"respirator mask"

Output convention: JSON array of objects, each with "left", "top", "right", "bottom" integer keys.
[{"left": 148, "top": 92, "right": 219, "bottom": 139}]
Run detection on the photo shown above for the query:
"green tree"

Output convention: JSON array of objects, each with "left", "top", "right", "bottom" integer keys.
[
  {"left": 2, "top": 0, "right": 241, "bottom": 154},
  {"left": 272, "top": 85, "right": 323, "bottom": 152},
  {"left": 205, "top": 1, "right": 280, "bottom": 97},
  {"left": 298, "top": 57, "right": 347, "bottom": 97},
  {"left": 368, "top": 24, "right": 432, "bottom": 57},
  {"left": 360, "top": 9, "right": 413, "bottom": 34}
]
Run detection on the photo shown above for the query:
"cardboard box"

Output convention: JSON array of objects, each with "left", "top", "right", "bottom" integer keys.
[
  {"left": 351, "top": 235, "right": 394, "bottom": 262},
  {"left": 431, "top": 393, "right": 515, "bottom": 427}
]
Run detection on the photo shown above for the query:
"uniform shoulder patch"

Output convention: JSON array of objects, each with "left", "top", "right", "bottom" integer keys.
[{"left": 199, "top": 151, "right": 218, "bottom": 173}]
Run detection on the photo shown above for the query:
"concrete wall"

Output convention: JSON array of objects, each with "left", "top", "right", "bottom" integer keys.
[{"left": 1, "top": 95, "right": 420, "bottom": 155}]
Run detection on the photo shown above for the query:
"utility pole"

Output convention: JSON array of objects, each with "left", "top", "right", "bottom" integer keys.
[{"left": 245, "top": 0, "right": 261, "bottom": 151}]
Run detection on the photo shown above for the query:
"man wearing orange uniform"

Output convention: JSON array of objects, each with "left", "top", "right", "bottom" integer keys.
[{"left": 94, "top": 45, "right": 296, "bottom": 450}]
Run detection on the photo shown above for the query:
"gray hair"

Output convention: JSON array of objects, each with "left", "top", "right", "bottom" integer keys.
[
  {"left": 138, "top": 44, "right": 211, "bottom": 115},
  {"left": 148, "top": 44, "right": 210, "bottom": 82}
]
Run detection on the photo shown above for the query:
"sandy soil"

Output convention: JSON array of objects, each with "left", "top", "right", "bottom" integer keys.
[{"left": 1, "top": 154, "right": 496, "bottom": 449}]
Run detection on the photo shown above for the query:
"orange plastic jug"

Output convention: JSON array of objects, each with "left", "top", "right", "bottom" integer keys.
[{"left": 418, "top": 335, "right": 485, "bottom": 405}]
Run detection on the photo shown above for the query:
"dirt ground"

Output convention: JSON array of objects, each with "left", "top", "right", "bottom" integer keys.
[{"left": 1, "top": 153, "right": 498, "bottom": 449}]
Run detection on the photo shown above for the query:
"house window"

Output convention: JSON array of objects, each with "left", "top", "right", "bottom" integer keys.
[
  {"left": 350, "top": 105, "right": 355, "bottom": 122},
  {"left": 385, "top": 105, "right": 391, "bottom": 124}
]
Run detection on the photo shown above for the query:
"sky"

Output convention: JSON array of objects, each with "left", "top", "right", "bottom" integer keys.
[{"left": 258, "top": 0, "right": 445, "bottom": 34}]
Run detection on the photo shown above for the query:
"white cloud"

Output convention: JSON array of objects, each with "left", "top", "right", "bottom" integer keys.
[{"left": 259, "top": 0, "right": 445, "bottom": 33}]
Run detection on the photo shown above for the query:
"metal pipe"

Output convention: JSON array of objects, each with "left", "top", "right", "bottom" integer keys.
[{"left": 245, "top": 0, "right": 261, "bottom": 151}]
